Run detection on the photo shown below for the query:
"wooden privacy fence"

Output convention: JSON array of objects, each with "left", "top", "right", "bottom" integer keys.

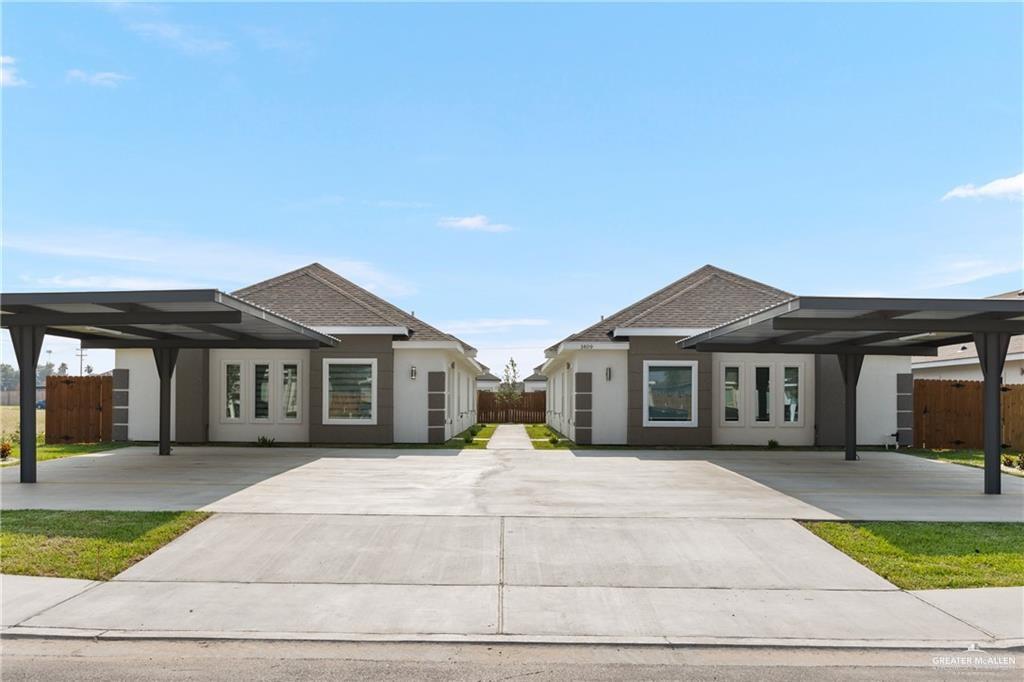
[
  {"left": 45, "top": 375, "right": 113, "bottom": 444},
  {"left": 477, "top": 391, "right": 546, "bottom": 423},
  {"left": 914, "top": 379, "right": 1024, "bottom": 451}
]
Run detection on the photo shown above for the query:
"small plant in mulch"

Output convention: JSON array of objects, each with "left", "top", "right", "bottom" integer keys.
[
  {"left": 256, "top": 436, "right": 276, "bottom": 447},
  {"left": 767, "top": 439, "right": 780, "bottom": 449},
  {"left": 1002, "top": 454, "right": 1015, "bottom": 468},
  {"left": 1016, "top": 454, "right": 1024, "bottom": 472},
  {"left": 0, "top": 438, "right": 12, "bottom": 461}
]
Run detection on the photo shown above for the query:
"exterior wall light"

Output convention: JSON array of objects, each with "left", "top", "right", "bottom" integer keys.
[{"left": 410, "top": 366, "right": 417, "bottom": 380}]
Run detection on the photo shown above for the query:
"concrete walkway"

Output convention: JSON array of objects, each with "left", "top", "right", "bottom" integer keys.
[{"left": 486, "top": 424, "right": 534, "bottom": 450}]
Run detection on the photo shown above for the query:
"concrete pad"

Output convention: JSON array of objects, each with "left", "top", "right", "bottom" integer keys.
[
  {"left": 1, "top": 575, "right": 98, "bottom": 626},
  {"left": 503, "top": 518, "right": 895, "bottom": 590},
  {"left": 23, "top": 581, "right": 498, "bottom": 635},
  {"left": 116, "top": 514, "right": 500, "bottom": 585},
  {"left": 911, "top": 587, "right": 1024, "bottom": 640},
  {"left": 487, "top": 425, "right": 533, "bottom": 450},
  {"left": 502, "top": 586, "right": 989, "bottom": 641}
]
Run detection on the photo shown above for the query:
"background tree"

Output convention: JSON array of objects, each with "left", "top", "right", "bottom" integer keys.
[
  {"left": 84, "top": 365, "right": 94, "bottom": 376},
  {"left": 495, "top": 357, "right": 521, "bottom": 408},
  {"left": 57, "top": 362, "right": 69, "bottom": 376},
  {"left": 0, "top": 364, "right": 19, "bottom": 391},
  {"left": 35, "top": 361, "right": 55, "bottom": 386}
]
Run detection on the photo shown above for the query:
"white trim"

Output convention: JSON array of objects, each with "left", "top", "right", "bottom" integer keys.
[
  {"left": 322, "top": 358, "right": 378, "bottom": 426},
  {"left": 278, "top": 359, "right": 303, "bottom": 423},
  {"left": 220, "top": 360, "right": 244, "bottom": 424},
  {"left": 912, "top": 352, "right": 1024, "bottom": 370},
  {"left": 780, "top": 362, "right": 804, "bottom": 427},
  {"left": 392, "top": 340, "right": 464, "bottom": 351},
  {"left": 317, "top": 325, "right": 408, "bottom": 335},
  {"left": 719, "top": 362, "right": 743, "bottom": 427},
  {"left": 612, "top": 327, "right": 709, "bottom": 338},
  {"left": 642, "top": 360, "right": 699, "bottom": 428},
  {"left": 750, "top": 363, "right": 774, "bottom": 427}
]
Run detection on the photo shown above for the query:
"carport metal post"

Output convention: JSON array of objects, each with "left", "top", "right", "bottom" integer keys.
[
  {"left": 153, "top": 347, "right": 179, "bottom": 456},
  {"left": 976, "top": 332, "right": 1010, "bottom": 495},
  {"left": 10, "top": 325, "right": 45, "bottom": 483},
  {"left": 837, "top": 353, "right": 864, "bottom": 462}
]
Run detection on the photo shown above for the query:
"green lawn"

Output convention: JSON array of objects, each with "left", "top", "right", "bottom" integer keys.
[
  {"left": 0, "top": 510, "right": 210, "bottom": 580},
  {"left": 527, "top": 424, "right": 573, "bottom": 449},
  {"left": 1, "top": 442, "right": 131, "bottom": 468},
  {"left": 900, "top": 448, "right": 1024, "bottom": 477},
  {"left": 802, "top": 521, "right": 1024, "bottom": 590},
  {"left": 445, "top": 423, "right": 497, "bottom": 449}
]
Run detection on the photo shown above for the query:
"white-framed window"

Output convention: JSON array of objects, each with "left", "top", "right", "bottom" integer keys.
[
  {"left": 323, "top": 358, "right": 377, "bottom": 425},
  {"left": 752, "top": 364, "right": 773, "bottom": 425},
  {"left": 721, "top": 364, "right": 742, "bottom": 425},
  {"left": 643, "top": 360, "right": 698, "bottom": 427},
  {"left": 222, "top": 361, "right": 243, "bottom": 423},
  {"left": 782, "top": 364, "right": 802, "bottom": 425},
  {"left": 280, "top": 360, "right": 302, "bottom": 422},
  {"left": 252, "top": 360, "right": 272, "bottom": 421}
]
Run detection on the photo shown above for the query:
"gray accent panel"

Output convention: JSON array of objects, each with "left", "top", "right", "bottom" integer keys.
[
  {"left": 896, "top": 394, "right": 913, "bottom": 412},
  {"left": 428, "top": 410, "right": 446, "bottom": 427},
  {"left": 112, "top": 424, "right": 128, "bottom": 442},
  {"left": 575, "top": 411, "right": 592, "bottom": 428},
  {"left": 428, "top": 393, "right": 445, "bottom": 410},
  {"left": 112, "top": 368, "right": 129, "bottom": 390},
  {"left": 575, "top": 393, "right": 592, "bottom": 411},
  {"left": 897, "top": 429, "right": 913, "bottom": 446},
  {"left": 627, "top": 337, "right": 712, "bottom": 446},
  {"left": 112, "top": 390, "right": 129, "bottom": 408},
  {"left": 814, "top": 355, "right": 846, "bottom": 447},
  {"left": 575, "top": 427, "right": 592, "bottom": 445},
  {"left": 575, "top": 372, "right": 592, "bottom": 393},
  {"left": 896, "top": 373, "right": 913, "bottom": 394},
  {"left": 428, "top": 372, "right": 445, "bottom": 392},
  {"left": 174, "top": 348, "right": 209, "bottom": 443},
  {"left": 428, "top": 426, "right": 446, "bottom": 444},
  {"left": 309, "top": 335, "right": 394, "bottom": 444},
  {"left": 896, "top": 411, "right": 913, "bottom": 429},
  {"left": 112, "top": 407, "right": 129, "bottom": 424}
]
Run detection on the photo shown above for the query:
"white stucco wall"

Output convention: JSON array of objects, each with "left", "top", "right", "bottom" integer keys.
[
  {"left": 116, "top": 348, "right": 175, "bottom": 441},
  {"left": 393, "top": 348, "right": 478, "bottom": 443},
  {"left": 207, "top": 349, "right": 310, "bottom": 442},
  {"left": 857, "top": 355, "right": 909, "bottom": 445},
  {"left": 711, "top": 352, "right": 816, "bottom": 447},
  {"left": 544, "top": 355, "right": 575, "bottom": 439},
  {"left": 572, "top": 349, "right": 628, "bottom": 445},
  {"left": 913, "top": 358, "right": 1024, "bottom": 384},
  {"left": 523, "top": 380, "right": 547, "bottom": 393}
]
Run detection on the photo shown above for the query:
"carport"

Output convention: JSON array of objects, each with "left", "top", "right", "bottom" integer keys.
[
  {"left": 678, "top": 296, "right": 1024, "bottom": 494},
  {"left": 2, "top": 290, "right": 337, "bottom": 483}
]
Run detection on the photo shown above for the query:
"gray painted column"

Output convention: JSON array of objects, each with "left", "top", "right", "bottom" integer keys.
[
  {"left": 574, "top": 372, "right": 593, "bottom": 445},
  {"left": 10, "top": 325, "right": 45, "bottom": 483},
  {"left": 837, "top": 353, "right": 864, "bottom": 462},
  {"left": 976, "top": 332, "right": 1010, "bottom": 495},
  {"left": 152, "top": 348, "right": 179, "bottom": 456}
]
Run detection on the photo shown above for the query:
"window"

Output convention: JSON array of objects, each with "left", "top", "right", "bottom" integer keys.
[
  {"left": 281, "top": 363, "right": 300, "bottom": 420},
  {"left": 253, "top": 363, "right": 271, "bottom": 420},
  {"left": 323, "top": 359, "right": 377, "bottom": 425},
  {"left": 783, "top": 366, "right": 800, "bottom": 423},
  {"left": 643, "top": 360, "right": 698, "bottom": 427},
  {"left": 224, "top": 363, "right": 242, "bottom": 420},
  {"left": 754, "top": 365, "right": 772, "bottom": 423},
  {"left": 723, "top": 365, "right": 741, "bottom": 423}
]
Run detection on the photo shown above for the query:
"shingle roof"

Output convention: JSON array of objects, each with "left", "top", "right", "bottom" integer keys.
[
  {"left": 549, "top": 265, "right": 792, "bottom": 351},
  {"left": 477, "top": 372, "right": 501, "bottom": 382},
  {"left": 523, "top": 372, "right": 547, "bottom": 382},
  {"left": 234, "top": 263, "right": 474, "bottom": 349}
]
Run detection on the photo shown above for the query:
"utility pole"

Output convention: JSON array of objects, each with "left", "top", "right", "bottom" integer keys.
[{"left": 75, "top": 346, "right": 87, "bottom": 377}]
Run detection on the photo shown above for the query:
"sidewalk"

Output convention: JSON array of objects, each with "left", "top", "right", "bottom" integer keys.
[{"left": 486, "top": 424, "right": 533, "bottom": 450}]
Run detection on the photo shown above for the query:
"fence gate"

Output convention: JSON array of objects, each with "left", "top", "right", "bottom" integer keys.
[
  {"left": 477, "top": 391, "right": 546, "bottom": 423},
  {"left": 45, "top": 375, "right": 113, "bottom": 444},
  {"left": 914, "top": 379, "right": 1023, "bottom": 451}
]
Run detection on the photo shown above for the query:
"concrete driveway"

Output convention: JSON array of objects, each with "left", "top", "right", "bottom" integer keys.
[{"left": 3, "top": 442, "right": 1022, "bottom": 645}]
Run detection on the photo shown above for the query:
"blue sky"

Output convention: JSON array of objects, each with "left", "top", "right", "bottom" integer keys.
[{"left": 2, "top": 2, "right": 1022, "bottom": 375}]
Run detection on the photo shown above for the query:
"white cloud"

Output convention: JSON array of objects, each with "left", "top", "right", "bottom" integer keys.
[
  {"left": 128, "top": 22, "right": 231, "bottom": 55},
  {"left": 441, "top": 318, "right": 549, "bottom": 334},
  {"left": 942, "top": 172, "right": 1023, "bottom": 201},
  {"left": 437, "top": 214, "right": 512, "bottom": 233},
  {"left": 66, "top": 69, "right": 131, "bottom": 88},
  {"left": 1, "top": 56, "right": 26, "bottom": 87},
  {"left": 920, "top": 257, "right": 1022, "bottom": 291}
]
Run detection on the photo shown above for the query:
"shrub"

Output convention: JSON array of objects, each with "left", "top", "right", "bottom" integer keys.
[
  {"left": 463, "top": 432, "right": 474, "bottom": 444},
  {"left": 1003, "top": 454, "right": 1015, "bottom": 468},
  {"left": 256, "top": 436, "right": 276, "bottom": 447},
  {"left": 0, "top": 439, "right": 12, "bottom": 460},
  {"left": 767, "top": 439, "right": 779, "bottom": 449},
  {"left": 1016, "top": 454, "right": 1024, "bottom": 472},
  {"left": 548, "top": 435, "right": 559, "bottom": 445}
]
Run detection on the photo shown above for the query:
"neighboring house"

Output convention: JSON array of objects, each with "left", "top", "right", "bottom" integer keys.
[
  {"left": 523, "top": 372, "right": 547, "bottom": 393},
  {"left": 912, "top": 290, "right": 1024, "bottom": 384},
  {"left": 115, "top": 263, "right": 483, "bottom": 444},
  {"left": 539, "top": 265, "right": 910, "bottom": 447},
  {"left": 476, "top": 372, "right": 501, "bottom": 392}
]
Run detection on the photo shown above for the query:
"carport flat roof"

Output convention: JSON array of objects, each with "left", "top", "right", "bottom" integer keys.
[
  {"left": 0, "top": 289, "right": 338, "bottom": 349},
  {"left": 678, "top": 296, "right": 1024, "bottom": 356}
]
